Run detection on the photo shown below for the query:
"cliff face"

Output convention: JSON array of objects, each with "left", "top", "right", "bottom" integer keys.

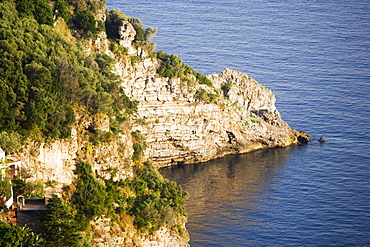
[
  {"left": 21, "top": 111, "right": 134, "bottom": 185},
  {"left": 22, "top": 13, "right": 309, "bottom": 181},
  {"left": 16, "top": 17, "right": 307, "bottom": 247},
  {"left": 112, "top": 22, "right": 309, "bottom": 168}
]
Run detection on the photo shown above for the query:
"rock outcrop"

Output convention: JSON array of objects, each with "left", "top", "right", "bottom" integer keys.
[
  {"left": 112, "top": 20, "right": 309, "bottom": 168},
  {"left": 123, "top": 66, "right": 308, "bottom": 168},
  {"left": 20, "top": 111, "right": 134, "bottom": 185},
  {"left": 16, "top": 17, "right": 307, "bottom": 247}
]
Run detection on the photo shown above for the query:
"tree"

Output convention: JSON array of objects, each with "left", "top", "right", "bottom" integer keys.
[
  {"left": 0, "top": 131, "right": 21, "bottom": 154},
  {"left": 41, "top": 194, "right": 81, "bottom": 246},
  {"left": 72, "top": 162, "right": 107, "bottom": 230},
  {"left": 54, "top": 0, "right": 71, "bottom": 21},
  {"left": 12, "top": 180, "right": 44, "bottom": 199},
  {"left": 0, "top": 220, "right": 42, "bottom": 247},
  {"left": 73, "top": 10, "right": 97, "bottom": 37},
  {"left": 16, "top": 0, "right": 54, "bottom": 26}
]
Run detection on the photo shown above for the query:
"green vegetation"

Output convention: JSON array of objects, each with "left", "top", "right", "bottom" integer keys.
[
  {"left": 195, "top": 89, "right": 219, "bottom": 103},
  {"left": 16, "top": 0, "right": 54, "bottom": 26},
  {"left": 0, "top": 131, "right": 21, "bottom": 154},
  {"left": 12, "top": 179, "right": 45, "bottom": 199},
  {"left": 131, "top": 130, "right": 146, "bottom": 162},
  {"left": 0, "top": 0, "right": 192, "bottom": 243},
  {"left": 0, "top": 176, "right": 12, "bottom": 201},
  {"left": 156, "top": 51, "right": 213, "bottom": 86},
  {"left": 0, "top": 1, "right": 137, "bottom": 145},
  {"left": 42, "top": 194, "right": 81, "bottom": 246},
  {"left": 70, "top": 161, "right": 187, "bottom": 234},
  {"left": 156, "top": 52, "right": 192, "bottom": 78},
  {"left": 0, "top": 221, "right": 43, "bottom": 247},
  {"left": 53, "top": 0, "right": 71, "bottom": 22},
  {"left": 106, "top": 9, "right": 157, "bottom": 56},
  {"left": 72, "top": 162, "right": 107, "bottom": 230},
  {"left": 126, "top": 161, "right": 188, "bottom": 232},
  {"left": 72, "top": 10, "right": 97, "bottom": 37}
]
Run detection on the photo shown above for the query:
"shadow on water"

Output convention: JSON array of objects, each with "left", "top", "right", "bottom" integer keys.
[{"left": 160, "top": 145, "right": 304, "bottom": 245}]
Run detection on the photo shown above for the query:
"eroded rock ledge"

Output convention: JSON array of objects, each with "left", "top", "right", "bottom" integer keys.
[
  {"left": 106, "top": 17, "right": 308, "bottom": 169},
  {"left": 115, "top": 52, "right": 309, "bottom": 168}
]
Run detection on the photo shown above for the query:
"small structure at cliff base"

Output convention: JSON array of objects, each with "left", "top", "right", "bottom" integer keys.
[{"left": 16, "top": 196, "right": 48, "bottom": 234}]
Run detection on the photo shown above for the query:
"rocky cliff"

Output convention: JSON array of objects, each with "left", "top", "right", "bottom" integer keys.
[
  {"left": 20, "top": 8, "right": 309, "bottom": 177},
  {"left": 19, "top": 15, "right": 309, "bottom": 190},
  {"left": 112, "top": 22, "right": 309, "bottom": 168},
  {"left": 16, "top": 12, "right": 307, "bottom": 247}
]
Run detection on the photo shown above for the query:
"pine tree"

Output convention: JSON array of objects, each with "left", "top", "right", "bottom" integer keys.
[{"left": 42, "top": 194, "right": 81, "bottom": 247}]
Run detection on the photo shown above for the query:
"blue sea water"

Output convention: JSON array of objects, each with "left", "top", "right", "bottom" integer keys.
[{"left": 107, "top": 0, "right": 370, "bottom": 246}]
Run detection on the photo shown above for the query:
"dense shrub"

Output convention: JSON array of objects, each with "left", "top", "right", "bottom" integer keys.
[
  {"left": 0, "top": 221, "right": 42, "bottom": 247},
  {"left": 0, "top": 1, "right": 136, "bottom": 141},
  {"left": 195, "top": 72, "right": 213, "bottom": 87},
  {"left": 106, "top": 9, "right": 157, "bottom": 55},
  {"left": 72, "top": 162, "right": 107, "bottom": 230},
  {"left": 70, "top": 161, "right": 187, "bottom": 233},
  {"left": 16, "top": 0, "right": 54, "bottom": 26},
  {"left": 0, "top": 177, "right": 12, "bottom": 201},
  {"left": 195, "top": 89, "right": 218, "bottom": 103},
  {"left": 0, "top": 131, "right": 21, "bottom": 154},
  {"left": 11, "top": 179, "right": 45, "bottom": 199},
  {"left": 73, "top": 10, "right": 97, "bottom": 37},
  {"left": 156, "top": 51, "right": 213, "bottom": 86},
  {"left": 127, "top": 161, "right": 188, "bottom": 232},
  {"left": 53, "top": 0, "right": 71, "bottom": 22},
  {"left": 105, "top": 9, "right": 126, "bottom": 40},
  {"left": 131, "top": 130, "right": 146, "bottom": 162}
]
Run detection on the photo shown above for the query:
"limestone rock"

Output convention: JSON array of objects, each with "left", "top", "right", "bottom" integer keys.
[
  {"left": 116, "top": 57, "right": 310, "bottom": 168},
  {"left": 118, "top": 19, "right": 136, "bottom": 54}
]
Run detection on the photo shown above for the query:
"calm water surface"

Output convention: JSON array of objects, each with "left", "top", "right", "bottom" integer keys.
[{"left": 108, "top": 0, "right": 370, "bottom": 245}]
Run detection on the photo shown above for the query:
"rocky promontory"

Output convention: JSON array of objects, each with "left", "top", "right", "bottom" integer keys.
[
  {"left": 20, "top": 12, "right": 309, "bottom": 186},
  {"left": 0, "top": 2, "right": 308, "bottom": 245},
  {"left": 113, "top": 29, "right": 309, "bottom": 168}
]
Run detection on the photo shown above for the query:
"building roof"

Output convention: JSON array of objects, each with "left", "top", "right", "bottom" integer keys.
[{"left": 19, "top": 198, "right": 47, "bottom": 211}]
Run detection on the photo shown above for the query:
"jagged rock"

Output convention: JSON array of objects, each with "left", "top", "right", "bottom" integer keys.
[
  {"left": 118, "top": 19, "right": 136, "bottom": 53},
  {"left": 114, "top": 56, "right": 310, "bottom": 168}
]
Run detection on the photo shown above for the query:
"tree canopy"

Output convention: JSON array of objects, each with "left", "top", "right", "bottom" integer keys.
[
  {"left": 0, "top": 1, "right": 137, "bottom": 143},
  {"left": 42, "top": 194, "right": 81, "bottom": 246}
]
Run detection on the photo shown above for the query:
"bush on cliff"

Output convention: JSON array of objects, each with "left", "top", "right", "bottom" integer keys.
[
  {"left": 156, "top": 51, "right": 213, "bottom": 86},
  {"left": 131, "top": 130, "right": 147, "bottom": 162},
  {"left": 70, "top": 161, "right": 187, "bottom": 234},
  {"left": 16, "top": 0, "right": 54, "bottom": 26},
  {"left": 125, "top": 161, "right": 188, "bottom": 232},
  {"left": 71, "top": 162, "right": 107, "bottom": 230},
  {"left": 106, "top": 9, "right": 157, "bottom": 56},
  {"left": 72, "top": 9, "right": 97, "bottom": 38}
]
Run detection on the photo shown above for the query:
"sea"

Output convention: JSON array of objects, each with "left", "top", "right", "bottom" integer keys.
[{"left": 107, "top": 1, "right": 370, "bottom": 246}]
